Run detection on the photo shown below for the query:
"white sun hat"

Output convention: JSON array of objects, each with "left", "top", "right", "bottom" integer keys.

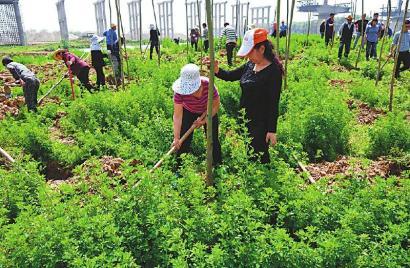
[
  {"left": 90, "top": 34, "right": 105, "bottom": 51},
  {"left": 237, "top": 28, "right": 269, "bottom": 57},
  {"left": 172, "top": 64, "right": 201, "bottom": 95}
]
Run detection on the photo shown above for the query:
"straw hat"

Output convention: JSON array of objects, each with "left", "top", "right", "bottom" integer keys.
[
  {"left": 52, "top": 49, "right": 67, "bottom": 60},
  {"left": 346, "top": 15, "right": 353, "bottom": 21},
  {"left": 172, "top": 64, "right": 201, "bottom": 95}
]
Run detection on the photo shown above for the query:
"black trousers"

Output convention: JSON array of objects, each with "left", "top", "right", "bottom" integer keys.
[
  {"left": 177, "top": 108, "right": 222, "bottom": 166},
  {"left": 226, "top": 42, "right": 236, "bottom": 66},
  {"left": 150, "top": 42, "right": 159, "bottom": 60},
  {"left": 247, "top": 122, "right": 270, "bottom": 164},
  {"left": 279, "top": 31, "right": 287, "bottom": 38},
  {"left": 94, "top": 65, "right": 105, "bottom": 88},
  {"left": 77, "top": 67, "right": 94, "bottom": 93},
  {"left": 395, "top": 51, "right": 410, "bottom": 78},
  {"left": 338, "top": 40, "right": 352, "bottom": 58},
  {"left": 23, "top": 76, "right": 39, "bottom": 112},
  {"left": 191, "top": 41, "right": 198, "bottom": 51},
  {"left": 203, "top": 40, "right": 209, "bottom": 52},
  {"left": 325, "top": 32, "right": 334, "bottom": 46}
]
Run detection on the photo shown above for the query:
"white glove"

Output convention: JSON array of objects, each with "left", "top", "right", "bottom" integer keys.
[{"left": 107, "top": 50, "right": 112, "bottom": 55}]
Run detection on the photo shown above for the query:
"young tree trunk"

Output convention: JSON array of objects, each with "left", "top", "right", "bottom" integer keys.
[
  {"left": 389, "top": 0, "right": 409, "bottom": 111},
  {"left": 376, "top": 0, "right": 391, "bottom": 86},
  {"left": 355, "top": 0, "right": 365, "bottom": 68},
  {"left": 284, "top": 0, "right": 296, "bottom": 90},
  {"left": 115, "top": 0, "right": 125, "bottom": 90},
  {"left": 205, "top": 0, "right": 215, "bottom": 186},
  {"left": 276, "top": 0, "right": 281, "bottom": 54}
]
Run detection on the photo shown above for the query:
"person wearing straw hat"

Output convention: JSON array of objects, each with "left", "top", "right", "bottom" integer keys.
[
  {"left": 2, "top": 56, "right": 39, "bottom": 112},
  {"left": 205, "top": 28, "right": 283, "bottom": 164},
  {"left": 172, "top": 64, "right": 222, "bottom": 166},
  {"left": 90, "top": 34, "right": 107, "bottom": 89},
  {"left": 53, "top": 49, "right": 95, "bottom": 93},
  {"left": 338, "top": 15, "right": 354, "bottom": 59}
]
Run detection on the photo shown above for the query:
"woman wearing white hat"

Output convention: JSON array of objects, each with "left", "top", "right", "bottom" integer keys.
[
  {"left": 172, "top": 64, "right": 222, "bottom": 166},
  {"left": 205, "top": 28, "right": 283, "bottom": 164},
  {"left": 90, "top": 34, "right": 107, "bottom": 89}
]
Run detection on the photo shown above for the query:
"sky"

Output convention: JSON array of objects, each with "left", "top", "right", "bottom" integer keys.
[{"left": 19, "top": 0, "right": 395, "bottom": 34}]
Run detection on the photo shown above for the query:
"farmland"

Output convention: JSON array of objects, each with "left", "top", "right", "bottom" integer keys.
[{"left": 0, "top": 35, "right": 409, "bottom": 266}]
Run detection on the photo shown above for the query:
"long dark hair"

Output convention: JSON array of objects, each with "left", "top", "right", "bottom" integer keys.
[{"left": 254, "top": 40, "right": 284, "bottom": 74}]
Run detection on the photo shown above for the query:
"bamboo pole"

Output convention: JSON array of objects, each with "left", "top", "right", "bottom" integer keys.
[
  {"left": 139, "top": 0, "right": 142, "bottom": 53},
  {"left": 205, "top": 0, "right": 215, "bottom": 186},
  {"left": 389, "top": 0, "right": 409, "bottom": 112},
  {"left": 117, "top": 1, "right": 130, "bottom": 83},
  {"left": 114, "top": 0, "right": 125, "bottom": 90},
  {"left": 376, "top": 0, "right": 391, "bottom": 86},
  {"left": 108, "top": 0, "right": 113, "bottom": 25},
  {"left": 305, "top": 10, "right": 312, "bottom": 46},
  {"left": 355, "top": 0, "right": 365, "bottom": 68},
  {"left": 185, "top": 0, "right": 190, "bottom": 60},
  {"left": 276, "top": 0, "right": 280, "bottom": 54},
  {"left": 284, "top": 0, "right": 296, "bottom": 90},
  {"left": 197, "top": 0, "right": 203, "bottom": 69},
  {"left": 0, "top": 147, "right": 15, "bottom": 163}
]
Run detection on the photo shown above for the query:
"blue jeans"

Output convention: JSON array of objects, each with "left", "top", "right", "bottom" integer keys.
[{"left": 366, "top": 41, "right": 377, "bottom": 60}]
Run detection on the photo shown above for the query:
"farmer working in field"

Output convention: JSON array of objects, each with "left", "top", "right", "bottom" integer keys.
[
  {"left": 219, "top": 22, "right": 238, "bottom": 66},
  {"left": 149, "top": 24, "right": 160, "bottom": 60},
  {"left": 172, "top": 64, "right": 222, "bottom": 166},
  {"left": 338, "top": 15, "right": 354, "bottom": 59},
  {"left": 90, "top": 34, "right": 107, "bottom": 90},
  {"left": 390, "top": 19, "right": 410, "bottom": 78},
  {"left": 365, "top": 19, "right": 380, "bottom": 60},
  {"left": 53, "top": 49, "right": 95, "bottom": 93},
  {"left": 2, "top": 57, "right": 40, "bottom": 112},
  {"left": 325, "top": 13, "right": 335, "bottom": 46},
  {"left": 205, "top": 28, "right": 283, "bottom": 164}
]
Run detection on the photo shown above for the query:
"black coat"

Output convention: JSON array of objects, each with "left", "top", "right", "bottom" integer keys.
[{"left": 340, "top": 22, "right": 354, "bottom": 43}]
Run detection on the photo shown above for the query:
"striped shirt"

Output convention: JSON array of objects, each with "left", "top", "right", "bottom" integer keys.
[
  {"left": 174, "top": 77, "right": 219, "bottom": 114},
  {"left": 220, "top": 25, "right": 237, "bottom": 44}
]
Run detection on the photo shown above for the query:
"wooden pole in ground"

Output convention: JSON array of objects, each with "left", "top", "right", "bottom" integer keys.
[
  {"left": 284, "top": 0, "right": 296, "bottom": 90},
  {"left": 355, "top": 0, "right": 365, "bottom": 68},
  {"left": 389, "top": 0, "right": 409, "bottom": 112},
  {"left": 185, "top": 0, "right": 190, "bottom": 60},
  {"left": 205, "top": 0, "right": 215, "bottom": 186},
  {"left": 376, "top": 0, "right": 391, "bottom": 86},
  {"left": 114, "top": 0, "right": 125, "bottom": 90},
  {"left": 108, "top": 0, "right": 113, "bottom": 25},
  {"left": 0, "top": 147, "right": 15, "bottom": 163},
  {"left": 117, "top": 1, "right": 130, "bottom": 82},
  {"left": 305, "top": 10, "right": 312, "bottom": 46},
  {"left": 139, "top": 0, "right": 142, "bottom": 53},
  {"left": 276, "top": 0, "right": 281, "bottom": 54},
  {"left": 197, "top": 0, "right": 203, "bottom": 69}
]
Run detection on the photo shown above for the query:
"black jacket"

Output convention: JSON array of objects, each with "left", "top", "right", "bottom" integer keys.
[
  {"left": 216, "top": 61, "right": 282, "bottom": 132},
  {"left": 150, "top": 29, "right": 160, "bottom": 43},
  {"left": 340, "top": 22, "right": 354, "bottom": 42}
]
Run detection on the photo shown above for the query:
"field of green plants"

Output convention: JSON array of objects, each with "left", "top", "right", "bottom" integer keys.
[{"left": 0, "top": 35, "right": 409, "bottom": 267}]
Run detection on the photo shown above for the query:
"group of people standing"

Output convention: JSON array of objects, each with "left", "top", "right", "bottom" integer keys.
[{"left": 320, "top": 12, "right": 409, "bottom": 77}]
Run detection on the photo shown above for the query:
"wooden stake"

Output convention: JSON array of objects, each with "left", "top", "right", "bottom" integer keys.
[
  {"left": 284, "top": 0, "right": 296, "bottom": 90},
  {"left": 276, "top": 0, "right": 281, "bottom": 54},
  {"left": 376, "top": 0, "right": 391, "bottom": 86},
  {"left": 205, "top": 0, "right": 215, "bottom": 186},
  {"left": 0, "top": 147, "right": 15, "bottom": 163},
  {"left": 114, "top": 0, "right": 125, "bottom": 90},
  {"left": 389, "top": 0, "right": 409, "bottom": 112},
  {"left": 355, "top": 0, "right": 365, "bottom": 68}
]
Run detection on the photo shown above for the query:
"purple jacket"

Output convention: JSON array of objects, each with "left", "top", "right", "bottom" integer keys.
[{"left": 62, "top": 52, "right": 89, "bottom": 76}]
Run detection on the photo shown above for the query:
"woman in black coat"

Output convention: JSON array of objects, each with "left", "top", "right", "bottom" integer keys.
[{"left": 205, "top": 28, "right": 283, "bottom": 163}]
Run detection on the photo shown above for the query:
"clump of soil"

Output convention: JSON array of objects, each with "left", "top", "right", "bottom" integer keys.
[
  {"left": 100, "top": 156, "right": 124, "bottom": 177},
  {"left": 44, "top": 160, "right": 73, "bottom": 181},
  {"left": 347, "top": 99, "right": 386, "bottom": 124},
  {"left": 0, "top": 96, "right": 25, "bottom": 120},
  {"left": 303, "top": 156, "right": 405, "bottom": 182},
  {"left": 329, "top": 79, "right": 352, "bottom": 88}
]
